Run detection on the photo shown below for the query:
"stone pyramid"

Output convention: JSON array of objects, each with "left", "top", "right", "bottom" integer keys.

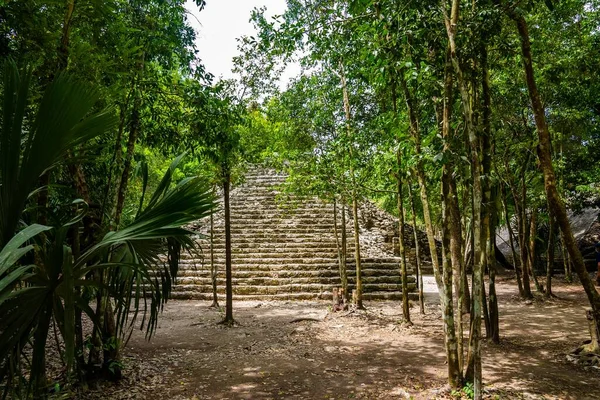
[{"left": 172, "top": 167, "right": 417, "bottom": 301}]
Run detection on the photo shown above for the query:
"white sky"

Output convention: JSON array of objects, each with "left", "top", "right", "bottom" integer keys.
[{"left": 185, "top": 0, "right": 299, "bottom": 87}]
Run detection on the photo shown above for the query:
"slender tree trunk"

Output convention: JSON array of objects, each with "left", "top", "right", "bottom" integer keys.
[
  {"left": 114, "top": 91, "right": 140, "bottom": 228},
  {"left": 501, "top": 184, "right": 524, "bottom": 295},
  {"left": 546, "top": 211, "right": 555, "bottom": 298},
  {"left": 510, "top": 11, "right": 600, "bottom": 341},
  {"left": 481, "top": 44, "right": 499, "bottom": 343},
  {"left": 481, "top": 276, "right": 491, "bottom": 339},
  {"left": 72, "top": 222, "right": 85, "bottom": 376},
  {"left": 222, "top": 169, "right": 234, "bottom": 324},
  {"left": 351, "top": 191, "right": 363, "bottom": 309},
  {"left": 518, "top": 187, "right": 533, "bottom": 298},
  {"left": 399, "top": 77, "right": 441, "bottom": 288},
  {"left": 440, "top": 45, "right": 466, "bottom": 373},
  {"left": 341, "top": 202, "right": 349, "bottom": 301},
  {"left": 333, "top": 199, "right": 348, "bottom": 297},
  {"left": 88, "top": 270, "right": 105, "bottom": 368},
  {"left": 399, "top": 59, "right": 463, "bottom": 383},
  {"left": 340, "top": 62, "right": 364, "bottom": 309},
  {"left": 462, "top": 224, "right": 472, "bottom": 309},
  {"left": 210, "top": 196, "right": 219, "bottom": 308},
  {"left": 102, "top": 300, "right": 120, "bottom": 380},
  {"left": 440, "top": 167, "right": 461, "bottom": 386},
  {"left": 445, "top": 0, "right": 482, "bottom": 393},
  {"left": 452, "top": 185, "right": 466, "bottom": 370},
  {"left": 408, "top": 183, "right": 425, "bottom": 314},
  {"left": 488, "top": 230, "right": 499, "bottom": 343},
  {"left": 57, "top": 0, "right": 75, "bottom": 71},
  {"left": 528, "top": 208, "right": 544, "bottom": 293},
  {"left": 59, "top": 0, "right": 91, "bottom": 211},
  {"left": 31, "top": 302, "right": 53, "bottom": 396},
  {"left": 114, "top": 54, "right": 145, "bottom": 228},
  {"left": 396, "top": 163, "right": 411, "bottom": 324},
  {"left": 102, "top": 91, "right": 134, "bottom": 223},
  {"left": 560, "top": 234, "right": 572, "bottom": 282}
]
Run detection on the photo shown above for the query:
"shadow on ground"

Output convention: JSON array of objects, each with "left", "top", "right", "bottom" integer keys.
[{"left": 89, "top": 279, "right": 600, "bottom": 400}]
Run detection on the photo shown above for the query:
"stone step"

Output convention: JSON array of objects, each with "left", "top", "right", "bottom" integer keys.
[
  {"left": 175, "top": 275, "right": 415, "bottom": 286},
  {"left": 180, "top": 258, "right": 406, "bottom": 265},
  {"left": 225, "top": 213, "right": 335, "bottom": 220},
  {"left": 179, "top": 265, "right": 413, "bottom": 278},
  {"left": 188, "top": 249, "right": 351, "bottom": 257},
  {"left": 177, "top": 268, "right": 413, "bottom": 279},
  {"left": 170, "top": 282, "right": 415, "bottom": 296},
  {"left": 199, "top": 238, "right": 343, "bottom": 246},
  {"left": 185, "top": 256, "right": 340, "bottom": 265},
  {"left": 174, "top": 167, "right": 417, "bottom": 301},
  {"left": 179, "top": 262, "right": 410, "bottom": 271},
  {"left": 215, "top": 215, "right": 340, "bottom": 222},
  {"left": 208, "top": 225, "right": 337, "bottom": 232},
  {"left": 200, "top": 233, "right": 342, "bottom": 240},
  {"left": 362, "top": 292, "right": 419, "bottom": 301},
  {"left": 170, "top": 291, "right": 418, "bottom": 301},
  {"left": 184, "top": 252, "right": 340, "bottom": 260},
  {"left": 209, "top": 220, "right": 350, "bottom": 226},
  {"left": 346, "top": 283, "right": 417, "bottom": 292},
  {"left": 228, "top": 206, "right": 333, "bottom": 212},
  {"left": 199, "top": 241, "right": 342, "bottom": 249}
]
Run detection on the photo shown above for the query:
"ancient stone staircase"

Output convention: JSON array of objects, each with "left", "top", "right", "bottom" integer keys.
[{"left": 172, "top": 167, "right": 416, "bottom": 301}]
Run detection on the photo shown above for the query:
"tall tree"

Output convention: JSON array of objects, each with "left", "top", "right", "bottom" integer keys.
[
  {"left": 190, "top": 81, "right": 244, "bottom": 325},
  {"left": 506, "top": 5, "right": 600, "bottom": 345}
]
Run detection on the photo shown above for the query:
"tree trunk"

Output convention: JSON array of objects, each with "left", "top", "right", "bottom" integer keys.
[
  {"left": 407, "top": 183, "right": 425, "bottom": 314},
  {"left": 102, "top": 300, "right": 120, "bottom": 380},
  {"left": 72, "top": 222, "right": 85, "bottom": 376},
  {"left": 481, "top": 44, "right": 499, "bottom": 343},
  {"left": 57, "top": 0, "right": 75, "bottom": 71},
  {"left": 59, "top": 0, "right": 92, "bottom": 218},
  {"left": 102, "top": 92, "right": 134, "bottom": 223},
  {"left": 341, "top": 202, "right": 349, "bottom": 301},
  {"left": 396, "top": 162, "right": 411, "bottom": 324},
  {"left": 440, "top": 44, "right": 466, "bottom": 374},
  {"left": 560, "top": 234, "right": 572, "bottom": 282},
  {"left": 528, "top": 208, "right": 544, "bottom": 293},
  {"left": 510, "top": 11, "right": 600, "bottom": 342},
  {"left": 462, "top": 224, "right": 472, "bottom": 309},
  {"left": 210, "top": 196, "right": 219, "bottom": 308},
  {"left": 517, "top": 187, "right": 533, "bottom": 299},
  {"left": 113, "top": 89, "right": 140, "bottom": 228},
  {"left": 31, "top": 302, "right": 53, "bottom": 396},
  {"left": 546, "top": 211, "right": 555, "bottom": 298},
  {"left": 340, "top": 62, "right": 364, "bottom": 309},
  {"left": 88, "top": 270, "right": 105, "bottom": 369},
  {"left": 445, "top": 0, "right": 482, "bottom": 393},
  {"left": 501, "top": 184, "right": 524, "bottom": 295},
  {"left": 440, "top": 167, "right": 461, "bottom": 386},
  {"left": 223, "top": 169, "right": 234, "bottom": 324},
  {"left": 333, "top": 199, "right": 348, "bottom": 298},
  {"left": 399, "top": 77, "right": 441, "bottom": 289},
  {"left": 351, "top": 192, "right": 363, "bottom": 309},
  {"left": 114, "top": 53, "right": 144, "bottom": 228},
  {"left": 481, "top": 277, "right": 491, "bottom": 339},
  {"left": 488, "top": 229, "right": 500, "bottom": 343}
]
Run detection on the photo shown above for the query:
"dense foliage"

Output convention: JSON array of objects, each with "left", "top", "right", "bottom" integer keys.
[{"left": 0, "top": 0, "right": 599, "bottom": 398}]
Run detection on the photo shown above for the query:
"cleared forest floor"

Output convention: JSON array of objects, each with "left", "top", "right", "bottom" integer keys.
[{"left": 85, "top": 278, "right": 600, "bottom": 399}]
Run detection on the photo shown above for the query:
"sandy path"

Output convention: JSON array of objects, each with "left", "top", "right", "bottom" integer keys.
[{"left": 83, "top": 279, "right": 600, "bottom": 399}]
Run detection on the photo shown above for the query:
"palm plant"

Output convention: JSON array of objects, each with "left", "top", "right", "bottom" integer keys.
[{"left": 0, "top": 62, "right": 215, "bottom": 397}]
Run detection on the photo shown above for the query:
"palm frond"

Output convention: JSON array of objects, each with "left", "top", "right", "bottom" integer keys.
[{"left": 0, "top": 61, "right": 118, "bottom": 247}]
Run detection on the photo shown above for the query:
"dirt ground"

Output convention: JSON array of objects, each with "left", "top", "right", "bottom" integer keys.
[{"left": 84, "top": 277, "right": 600, "bottom": 400}]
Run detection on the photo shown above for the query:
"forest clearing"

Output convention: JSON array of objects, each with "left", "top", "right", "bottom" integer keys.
[
  {"left": 2, "top": 0, "right": 600, "bottom": 399},
  {"left": 76, "top": 278, "right": 598, "bottom": 400}
]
